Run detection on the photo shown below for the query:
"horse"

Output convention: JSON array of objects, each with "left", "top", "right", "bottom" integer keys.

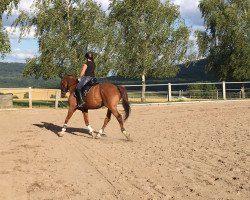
[{"left": 59, "top": 75, "right": 131, "bottom": 140}]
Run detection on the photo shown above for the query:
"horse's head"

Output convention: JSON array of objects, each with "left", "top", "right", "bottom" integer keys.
[
  {"left": 60, "top": 75, "right": 78, "bottom": 98},
  {"left": 60, "top": 76, "right": 69, "bottom": 98}
]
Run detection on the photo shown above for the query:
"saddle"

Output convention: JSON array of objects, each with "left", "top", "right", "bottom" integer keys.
[{"left": 79, "top": 77, "right": 98, "bottom": 97}]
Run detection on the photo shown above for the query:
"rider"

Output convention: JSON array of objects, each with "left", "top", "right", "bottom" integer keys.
[{"left": 75, "top": 52, "right": 96, "bottom": 108}]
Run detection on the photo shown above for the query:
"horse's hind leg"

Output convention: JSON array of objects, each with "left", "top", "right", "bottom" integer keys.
[
  {"left": 98, "top": 109, "right": 112, "bottom": 138},
  {"left": 82, "top": 109, "right": 95, "bottom": 137},
  {"left": 58, "top": 107, "right": 76, "bottom": 137},
  {"left": 110, "top": 107, "right": 131, "bottom": 141}
]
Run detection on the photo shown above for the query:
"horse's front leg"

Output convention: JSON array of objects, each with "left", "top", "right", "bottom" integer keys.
[
  {"left": 82, "top": 109, "right": 95, "bottom": 138},
  {"left": 58, "top": 107, "right": 76, "bottom": 137}
]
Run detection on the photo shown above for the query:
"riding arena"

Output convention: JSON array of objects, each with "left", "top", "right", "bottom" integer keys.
[{"left": 0, "top": 98, "right": 249, "bottom": 199}]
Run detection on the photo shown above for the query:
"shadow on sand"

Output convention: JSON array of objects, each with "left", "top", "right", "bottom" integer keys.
[{"left": 33, "top": 122, "right": 91, "bottom": 137}]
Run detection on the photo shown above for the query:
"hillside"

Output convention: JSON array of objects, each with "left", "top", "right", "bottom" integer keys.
[
  {"left": 0, "top": 60, "right": 218, "bottom": 88},
  {"left": 0, "top": 62, "right": 60, "bottom": 88}
]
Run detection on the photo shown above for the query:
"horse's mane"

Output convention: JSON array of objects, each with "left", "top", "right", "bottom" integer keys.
[
  {"left": 64, "top": 75, "right": 78, "bottom": 83},
  {"left": 65, "top": 74, "right": 76, "bottom": 78}
]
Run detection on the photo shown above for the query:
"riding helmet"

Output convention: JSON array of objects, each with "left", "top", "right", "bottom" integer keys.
[{"left": 85, "top": 52, "right": 94, "bottom": 61}]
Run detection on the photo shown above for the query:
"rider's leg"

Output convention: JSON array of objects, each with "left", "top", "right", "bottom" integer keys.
[
  {"left": 81, "top": 76, "right": 92, "bottom": 95},
  {"left": 76, "top": 76, "right": 87, "bottom": 107},
  {"left": 76, "top": 76, "right": 92, "bottom": 108},
  {"left": 75, "top": 87, "right": 84, "bottom": 108}
]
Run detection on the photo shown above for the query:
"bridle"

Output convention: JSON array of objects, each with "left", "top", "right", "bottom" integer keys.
[
  {"left": 61, "top": 79, "right": 78, "bottom": 93},
  {"left": 61, "top": 80, "right": 69, "bottom": 93}
]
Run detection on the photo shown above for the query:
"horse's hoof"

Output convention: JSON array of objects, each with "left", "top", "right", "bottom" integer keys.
[
  {"left": 99, "top": 128, "right": 104, "bottom": 134},
  {"left": 122, "top": 130, "right": 132, "bottom": 141},
  {"left": 126, "top": 136, "right": 133, "bottom": 141},
  {"left": 91, "top": 132, "right": 97, "bottom": 139},
  {"left": 58, "top": 131, "right": 65, "bottom": 137},
  {"left": 96, "top": 133, "right": 102, "bottom": 139},
  {"left": 97, "top": 129, "right": 107, "bottom": 138}
]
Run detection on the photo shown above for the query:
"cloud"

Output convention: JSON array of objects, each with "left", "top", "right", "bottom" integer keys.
[
  {"left": 171, "top": 0, "right": 204, "bottom": 27},
  {"left": 2, "top": 0, "right": 34, "bottom": 30},
  {"left": 15, "top": 0, "right": 33, "bottom": 12},
  {"left": 4, "top": 26, "right": 36, "bottom": 39},
  {"left": 0, "top": 48, "right": 36, "bottom": 63},
  {"left": 95, "top": 0, "right": 110, "bottom": 10}
]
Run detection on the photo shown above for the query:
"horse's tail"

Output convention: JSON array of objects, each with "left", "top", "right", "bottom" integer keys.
[{"left": 117, "top": 85, "right": 131, "bottom": 121}]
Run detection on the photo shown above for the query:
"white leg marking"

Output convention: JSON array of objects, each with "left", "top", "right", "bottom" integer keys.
[
  {"left": 87, "top": 125, "right": 94, "bottom": 133},
  {"left": 96, "top": 129, "right": 104, "bottom": 139},
  {"left": 58, "top": 124, "right": 67, "bottom": 137},
  {"left": 87, "top": 125, "right": 96, "bottom": 139}
]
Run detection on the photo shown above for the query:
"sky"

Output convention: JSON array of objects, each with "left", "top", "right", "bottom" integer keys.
[{"left": 1, "top": 0, "right": 204, "bottom": 63}]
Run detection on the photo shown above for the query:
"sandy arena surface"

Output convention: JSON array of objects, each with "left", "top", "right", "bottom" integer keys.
[{"left": 0, "top": 101, "right": 249, "bottom": 200}]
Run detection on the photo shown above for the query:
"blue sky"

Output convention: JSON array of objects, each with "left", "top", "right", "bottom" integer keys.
[{"left": 1, "top": 0, "right": 204, "bottom": 63}]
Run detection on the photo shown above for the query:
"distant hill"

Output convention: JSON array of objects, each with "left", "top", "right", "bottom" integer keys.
[
  {"left": 0, "top": 59, "right": 218, "bottom": 88},
  {"left": 100, "top": 59, "right": 219, "bottom": 85},
  {"left": 0, "top": 62, "right": 60, "bottom": 88},
  {"left": 175, "top": 59, "right": 218, "bottom": 82}
]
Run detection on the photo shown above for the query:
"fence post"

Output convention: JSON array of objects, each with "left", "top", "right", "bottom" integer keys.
[
  {"left": 168, "top": 83, "right": 172, "bottom": 102},
  {"left": 28, "top": 87, "right": 32, "bottom": 108},
  {"left": 240, "top": 84, "right": 245, "bottom": 99},
  {"left": 55, "top": 90, "right": 60, "bottom": 109},
  {"left": 222, "top": 81, "right": 226, "bottom": 100}
]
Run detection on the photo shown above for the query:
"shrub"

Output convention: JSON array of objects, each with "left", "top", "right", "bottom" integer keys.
[{"left": 188, "top": 83, "right": 218, "bottom": 99}]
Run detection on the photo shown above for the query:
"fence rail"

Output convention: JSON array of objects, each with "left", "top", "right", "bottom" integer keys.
[
  {"left": 124, "top": 81, "right": 250, "bottom": 102},
  {"left": 0, "top": 81, "right": 249, "bottom": 108},
  {"left": 0, "top": 87, "right": 62, "bottom": 109}
]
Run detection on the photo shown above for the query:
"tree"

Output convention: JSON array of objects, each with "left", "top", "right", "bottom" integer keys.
[
  {"left": 0, "top": 0, "right": 19, "bottom": 57},
  {"left": 197, "top": 0, "right": 250, "bottom": 81},
  {"left": 14, "top": 0, "right": 109, "bottom": 79},
  {"left": 108, "top": 0, "right": 190, "bottom": 102}
]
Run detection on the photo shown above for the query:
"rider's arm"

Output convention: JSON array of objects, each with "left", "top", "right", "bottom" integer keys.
[{"left": 79, "top": 64, "right": 87, "bottom": 78}]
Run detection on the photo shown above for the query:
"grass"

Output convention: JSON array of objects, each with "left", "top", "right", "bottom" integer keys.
[
  {"left": 13, "top": 100, "right": 68, "bottom": 108},
  {"left": 10, "top": 90, "right": 248, "bottom": 109}
]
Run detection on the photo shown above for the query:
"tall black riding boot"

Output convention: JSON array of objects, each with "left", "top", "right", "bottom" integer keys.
[{"left": 75, "top": 89, "right": 85, "bottom": 108}]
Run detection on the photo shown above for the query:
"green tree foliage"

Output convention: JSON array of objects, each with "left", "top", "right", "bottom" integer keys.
[
  {"left": 14, "top": 0, "right": 108, "bottom": 79},
  {"left": 197, "top": 0, "right": 250, "bottom": 81},
  {"left": 108, "top": 0, "right": 190, "bottom": 101},
  {"left": 0, "top": 0, "right": 19, "bottom": 57},
  {"left": 109, "top": 0, "right": 190, "bottom": 79}
]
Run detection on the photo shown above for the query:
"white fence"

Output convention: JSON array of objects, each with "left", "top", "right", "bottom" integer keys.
[
  {"left": 0, "top": 87, "right": 62, "bottom": 108},
  {"left": 123, "top": 81, "right": 250, "bottom": 102},
  {"left": 0, "top": 81, "right": 249, "bottom": 109}
]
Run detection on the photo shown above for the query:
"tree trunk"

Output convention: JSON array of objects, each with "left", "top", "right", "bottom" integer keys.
[
  {"left": 141, "top": 74, "right": 146, "bottom": 102},
  {"left": 67, "top": 0, "right": 71, "bottom": 32}
]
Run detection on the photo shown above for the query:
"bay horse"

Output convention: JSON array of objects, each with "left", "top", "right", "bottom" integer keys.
[{"left": 59, "top": 75, "right": 131, "bottom": 140}]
